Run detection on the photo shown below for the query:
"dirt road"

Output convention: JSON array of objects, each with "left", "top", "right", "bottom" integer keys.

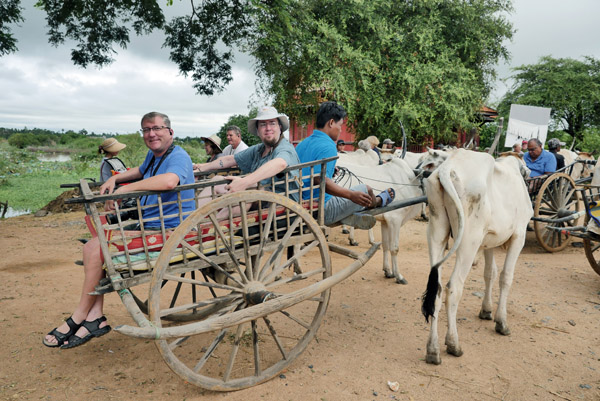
[{"left": 1, "top": 211, "right": 599, "bottom": 400}]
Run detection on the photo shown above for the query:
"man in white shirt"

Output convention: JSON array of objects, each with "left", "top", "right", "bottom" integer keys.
[{"left": 221, "top": 125, "right": 248, "bottom": 156}]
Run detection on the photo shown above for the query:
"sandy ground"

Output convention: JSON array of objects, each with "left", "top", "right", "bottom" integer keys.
[{"left": 1, "top": 211, "right": 600, "bottom": 401}]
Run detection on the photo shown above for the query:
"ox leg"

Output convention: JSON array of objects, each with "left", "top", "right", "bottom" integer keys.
[
  {"left": 341, "top": 225, "right": 349, "bottom": 235},
  {"left": 387, "top": 218, "right": 407, "bottom": 284},
  {"left": 380, "top": 220, "right": 394, "bottom": 279},
  {"left": 494, "top": 234, "right": 525, "bottom": 335},
  {"left": 368, "top": 228, "right": 375, "bottom": 245},
  {"left": 479, "top": 249, "right": 497, "bottom": 320},
  {"left": 444, "top": 245, "right": 479, "bottom": 358},
  {"left": 425, "top": 220, "right": 449, "bottom": 365},
  {"left": 348, "top": 226, "right": 358, "bottom": 246}
]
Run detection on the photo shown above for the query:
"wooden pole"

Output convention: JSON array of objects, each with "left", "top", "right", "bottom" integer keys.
[{"left": 487, "top": 117, "right": 504, "bottom": 156}]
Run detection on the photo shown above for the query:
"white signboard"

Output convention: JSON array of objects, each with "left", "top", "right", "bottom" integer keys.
[{"left": 504, "top": 104, "right": 551, "bottom": 148}]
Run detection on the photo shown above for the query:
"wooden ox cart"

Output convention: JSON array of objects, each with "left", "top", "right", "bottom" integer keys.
[{"left": 63, "top": 156, "right": 424, "bottom": 391}]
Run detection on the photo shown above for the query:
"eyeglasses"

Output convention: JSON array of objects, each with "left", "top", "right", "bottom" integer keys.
[
  {"left": 140, "top": 126, "right": 169, "bottom": 134},
  {"left": 257, "top": 121, "right": 279, "bottom": 129}
]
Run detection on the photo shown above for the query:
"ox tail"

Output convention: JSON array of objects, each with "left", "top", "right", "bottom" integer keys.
[{"left": 421, "top": 165, "right": 465, "bottom": 322}]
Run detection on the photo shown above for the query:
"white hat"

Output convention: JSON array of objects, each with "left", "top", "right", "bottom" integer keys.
[{"left": 247, "top": 106, "right": 289, "bottom": 136}]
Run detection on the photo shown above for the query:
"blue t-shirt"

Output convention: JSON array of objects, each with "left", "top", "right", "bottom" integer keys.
[
  {"left": 524, "top": 149, "right": 557, "bottom": 177},
  {"left": 138, "top": 145, "right": 196, "bottom": 228},
  {"left": 295, "top": 130, "right": 336, "bottom": 203},
  {"left": 234, "top": 138, "right": 300, "bottom": 201}
]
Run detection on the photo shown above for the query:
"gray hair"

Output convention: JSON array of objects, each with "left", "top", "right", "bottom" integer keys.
[
  {"left": 141, "top": 112, "right": 171, "bottom": 128},
  {"left": 226, "top": 125, "right": 242, "bottom": 136}
]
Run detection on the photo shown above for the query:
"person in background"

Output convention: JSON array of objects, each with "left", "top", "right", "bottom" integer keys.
[
  {"left": 381, "top": 138, "right": 395, "bottom": 152},
  {"left": 336, "top": 139, "right": 346, "bottom": 153},
  {"left": 547, "top": 138, "right": 566, "bottom": 170},
  {"left": 524, "top": 138, "right": 557, "bottom": 177},
  {"left": 43, "top": 112, "right": 196, "bottom": 349},
  {"left": 98, "top": 138, "right": 127, "bottom": 182},
  {"left": 221, "top": 125, "right": 248, "bottom": 156},
  {"left": 522, "top": 139, "right": 529, "bottom": 151},
  {"left": 365, "top": 135, "right": 383, "bottom": 164},
  {"left": 201, "top": 134, "right": 223, "bottom": 162},
  {"left": 513, "top": 142, "right": 523, "bottom": 156}
]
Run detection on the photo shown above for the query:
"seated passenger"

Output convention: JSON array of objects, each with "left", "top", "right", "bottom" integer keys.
[
  {"left": 43, "top": 112, "right": 196, "bottom": 349},
  {"left": 524, "top": 138, "right": 556, "bottom": 177},
  {"left": 547, "top": 138, "right": 566, "bottom": 170},
  {"left": 295, "top": 101, "right": 394, "bottom": 225},
  {"left": 193, "top": 106, "right": 300, "bottom": 208}
]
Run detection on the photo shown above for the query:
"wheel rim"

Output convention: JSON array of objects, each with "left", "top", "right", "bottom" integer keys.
[
  {"left": 583, "top": 214, "right": 600, "bottom": 276},
  {"left": 534, "top": 173, "right": 579, "bottom": 252},
  {"left": 148, "top": 191, "right": 331, "bottom": 391}
]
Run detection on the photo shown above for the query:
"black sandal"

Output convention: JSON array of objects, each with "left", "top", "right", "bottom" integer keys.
[
  {"left": 61, "top": 316, "right": 111, "bottom": 349},
  {"left": 43, "top": 316, "right": 81, "bottom": 348}
]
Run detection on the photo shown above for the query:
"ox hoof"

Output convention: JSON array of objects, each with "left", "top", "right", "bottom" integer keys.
[
  {"left": 349, "top": 240, "right": 358, "bottom": 246},
  {"left": 384, "top": 270, "right": 394, "bottom": 279},
  {"left": 478, "top": 310, "right": 493, "bottom": 320},
  {"left": 495, "top": 322, "right": 511, "bottom": 336},
  {"left": 425, "top": 353, "right": 441, "bottom": 365},
  {"left": 395, "top": 277, "right": 408, "bottom": 285},
  {"left": 446, "top": 345, "right": 463, "bottom": 357},
  {"left": 341, "top": 228, "right": 349, "bottom": 234}
]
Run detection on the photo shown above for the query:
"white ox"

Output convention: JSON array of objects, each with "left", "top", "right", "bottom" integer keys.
[
  {"left": 338, "top": 158, "right": 423, "bottom": 283},
  {"left": 421, "top": 149, "right": 533, "bottom": 364},
  {"left": 558, "top": 149, "right": 595, "bottom": 180}
]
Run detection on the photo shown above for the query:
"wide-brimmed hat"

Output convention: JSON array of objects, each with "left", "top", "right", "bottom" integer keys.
[
  {"left": 201, "top": 134, "right": 223, "bottom": 153},
  {"left": 547, "top": 138, "right": 565, "bottom": 150},
  {"left": 383, "top": 138, "right": 395, "bottom": 145},
  {"left": 247, "top": 106, "right": 289, "bottom": 136},
  {"left": 99, "top": 138, "right": 126, "bottom": 154},
  {"left": 366, "top": 135, "right": 380, "bottom": 147}
]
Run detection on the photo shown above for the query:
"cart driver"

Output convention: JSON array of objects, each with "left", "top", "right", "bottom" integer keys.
[
  {"left": 193, "top": 106, "right": 300, "bottom": 209},
  {"left": 524, "top": 138, "right": 557, "bottom": 177},
  {"left": 43, "top": 112, "right": 196, "bottom": 349},
  {"left": 295, "top": 101, "right": 395, "bottom": 225}
]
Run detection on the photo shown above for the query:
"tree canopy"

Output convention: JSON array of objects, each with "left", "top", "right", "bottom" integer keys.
[
  {"left": 498, "top": 56, "right": 600, "bottom": 145},
  {"left": 3, "top": 0, "right": 514, "bottom": 143}
]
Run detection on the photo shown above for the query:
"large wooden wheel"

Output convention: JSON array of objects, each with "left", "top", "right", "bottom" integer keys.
[
  {"left": 148, "top": 191, "right": 332, "bottom": 391},
  {"left": 534, "top": 173, "right": 580, "bottom": 252},
  {"left": 583, "top": 214, "right": 600, "bottom": 276}
]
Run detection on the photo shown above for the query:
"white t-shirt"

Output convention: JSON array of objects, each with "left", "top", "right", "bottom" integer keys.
[{"left": 221, "top": 140, "right": 249, "bottom": 156}]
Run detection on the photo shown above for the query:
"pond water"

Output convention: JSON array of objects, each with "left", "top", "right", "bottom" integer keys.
[
  {"left": 2, "top": 207, "right": 31, "bottom": 218},
  {"left": 37, "top": 153, "right": 72, "bottom": 162}
]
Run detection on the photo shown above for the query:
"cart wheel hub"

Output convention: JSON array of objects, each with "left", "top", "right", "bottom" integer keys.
[
  {"left": 557, "top": 208, "right": 572, "bottom": 218},
  {"left": 243, "top": 281, "right": 275, "bottom": 305}
]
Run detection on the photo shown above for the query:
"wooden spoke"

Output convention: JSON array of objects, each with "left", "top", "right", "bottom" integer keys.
[
  {"left": 208, "top": 212, "right": 248, "bottom": 284},
  {"left": 163, "top": 273, "right": 242, "bottom": 293},
  {"left": 256, "top": 217, "right": 302, "bottom": 281},
  {"left": 279, "top": 310, "right": 311, "bottom": 330},
  {"left": 262, "top": 240, "right": 320, "bottom": 284},
  {"left": 534, "top": 173, "right": 579, "bottom": 252},
  {"left": 223, "top": 324, "right": 245, "bottom": 382},
  {"left": 194, "top": 329, "right": 228, "bottom": 373},
  {"left": 263, "top": 316, "right": 288, "bottom": 360}
]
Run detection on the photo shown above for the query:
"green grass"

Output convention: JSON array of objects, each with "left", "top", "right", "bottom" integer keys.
[
  {"left": 0, "top": 138, "right": 207, "bottom": 213},
  {"left": 0, "top": 142, "right": 96, "bottom": 211}
]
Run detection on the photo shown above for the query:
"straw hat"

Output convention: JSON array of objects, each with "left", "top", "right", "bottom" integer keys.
[
  {"left": 201, "top": 134, "right": 223, "bottom": 153},
  {"left": 366, "top": 135, "right": 380, "bottom": 147},
  {"left": 247, "top": 106, "right": 290, "bottom": 136},
  {"left": 99, "top": 138, "right": 126, "bottom": 154}
]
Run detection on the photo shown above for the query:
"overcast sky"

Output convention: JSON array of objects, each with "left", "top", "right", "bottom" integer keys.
[{"left": 0, "top": 0, "right": 599, "bottom": 138}]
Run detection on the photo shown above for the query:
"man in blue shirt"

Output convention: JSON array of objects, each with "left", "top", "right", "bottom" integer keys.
[
  {"left": 44, "top": 112, "right": 196, "bottom": 349},
  {"left": 195, "top": 106, "right": 300, "bottom": 204},
  {"left": 295, "top": 101, "right": 394, "bottom": 225},
  {"left": 524, "top": 138, "right": 557, "bottom": 177}
]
